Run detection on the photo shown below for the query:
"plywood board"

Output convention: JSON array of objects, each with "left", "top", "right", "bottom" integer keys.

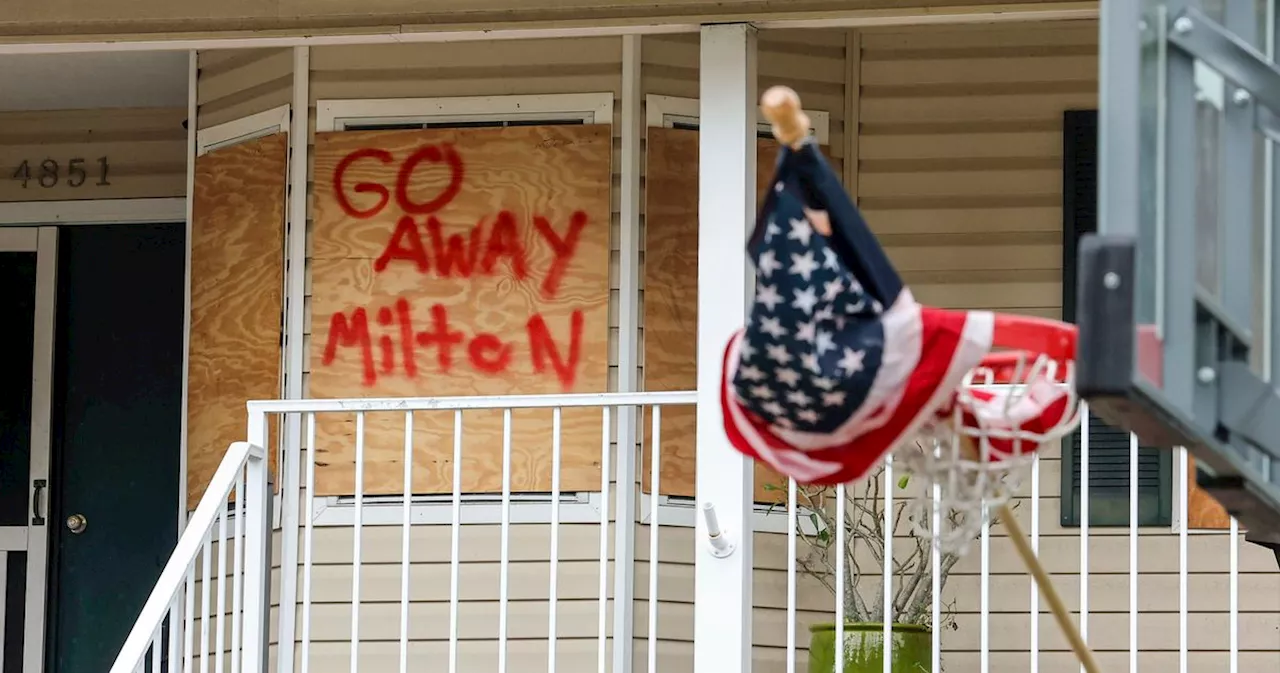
[
  {"left": 642, "top": 128, "right": 843, "bottom": 502},
  {"left": 187, "top": 132, "right": 288, "bottom": 505},
  {"left": 310, "top": 125, "right": 612, "bottom": 496}
]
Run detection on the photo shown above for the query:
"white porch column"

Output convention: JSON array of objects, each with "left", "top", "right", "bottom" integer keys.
[{"left": 694, "top": 22, "right": 757, "bottom": 673}]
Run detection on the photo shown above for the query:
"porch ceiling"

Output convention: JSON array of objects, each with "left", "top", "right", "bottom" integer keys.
[
  {"left": 0, "top": 52, "right": 188, "bottom": 111},
  {"left": 0, "top": 0, "right": 1095, "bottom": 44}
]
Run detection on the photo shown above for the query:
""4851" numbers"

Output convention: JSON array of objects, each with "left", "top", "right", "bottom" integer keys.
[{"left": 10, "top": 157, "right": 111, "bottom": 189}]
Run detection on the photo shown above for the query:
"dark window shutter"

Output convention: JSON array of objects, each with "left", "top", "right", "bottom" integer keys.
[{"left": 1060, "top": 109, "right": 1173, "bottom": 527}]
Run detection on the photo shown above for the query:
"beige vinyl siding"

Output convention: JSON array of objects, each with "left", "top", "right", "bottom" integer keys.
[
  {"left": 858, "top": 22, "right": 1098, "bottom": 320},
  {"left": 197, "top": 48, "right": 294, "bottom": 130},
  {"left": 0, "top": 107, "right": 186, "bottom": 202},
  {"left": 637, "top": 28, "right": 851, "bottom": 673},
  {"left": 639, "top": 29, "right": 849, "bottom": 164}
]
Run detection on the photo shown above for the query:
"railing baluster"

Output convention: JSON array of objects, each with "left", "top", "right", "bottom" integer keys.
[
  {"left": 1080, "top": 412, "right": 1090, "bottom": 673},
  {"left": 216, "top": 506, "right": 228, "bottom": 673},
  {"left": 648, "top": 406, "right": 661, "bottom": 673},
  {"left": 1030, "top": 451, "right": 1041, "bottom": 673},
  {"left": 931, "top": 479, "right": 941, "bottom": 673},
  {"left": 169, "top": 595, "right": 180, "bottom": 673},
  {"left": 231, "top": 470, "right": 244, "bottom": 673},
  {"left": 1179, "top": 448, "right": 1189, "bottom": 673},
  {"left": 243, "top": 421, "right": 271, "bottom": 673},
  {"left": 302, "top": 413, "right": 316, "bottom": 673},
  {"left": 981, "top": 506, "right": 990, "bottom": 673},
  {"left": 597, "top": 407, "right": 611, "bottom": 673},
  {"left": 1129, "top": 432, "right": 1139, "bottom": 673},
  {"left": 499, "top": 408, "right": 512, "bottom": 673},
  {"left": 401, "top": 411, "right": 413, "bottom": 673},
  {"left": 184, "top": 565, "right": 195, "bottom": 673},
  {"left": 835, "top": 483, "right": 846, "bottom": 673},
  {"left": 448, "top": 410, "right": 463, "bottom": 673},
  {"left": 200, "top": 538, "right": 211, "bottom": 673},
  {"left": 351, "top": 412, "right": 365, "bottom": 673},
  {"left": 1229, "top": 516, "right": 1239, "bottom": 673},
  {"left": 150, "top": 623, "right": 161, "bottom": 673},
  {"left": 787, "top": 477, "right": 797, "bottom": 673},
  {"left": 882, "top": 461, "right": 893, "bottom": 673},
  {"left": 549, "top": 407, "right": 562, "bottom": 673}
]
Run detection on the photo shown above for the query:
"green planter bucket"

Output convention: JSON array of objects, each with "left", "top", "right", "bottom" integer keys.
[{"left": 807, "top": 622, "right": 932, "bottom": 673}]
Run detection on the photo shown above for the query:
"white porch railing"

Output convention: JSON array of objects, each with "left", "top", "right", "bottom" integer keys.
[
  {"left": 108, "top": 439, "right": 273, "bottom": 673},
  {"left": 255, "top": 390, "right": 699, "bottom": 673},
  {"left": 110, "top": 394, "right": 1263, "bottom": 673}
]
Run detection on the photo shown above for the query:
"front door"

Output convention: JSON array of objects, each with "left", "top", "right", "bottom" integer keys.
[{"left": 45, "top": 222, "right": 185, "bottom": 673}]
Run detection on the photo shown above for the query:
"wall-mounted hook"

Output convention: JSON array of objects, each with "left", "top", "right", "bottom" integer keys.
[{"left": 702, "top": 501, "right": 736, "bottom": 558}]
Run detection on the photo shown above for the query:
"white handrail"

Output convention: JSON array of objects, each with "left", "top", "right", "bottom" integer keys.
[
  {"left": 108, "top": 441, "right": 269, "bottom": 673},
  {"left": 246, "top": 390, "right": 699, "bottom": 414}
]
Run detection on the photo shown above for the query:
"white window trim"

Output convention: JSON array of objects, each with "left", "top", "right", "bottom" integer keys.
[
  {"left": 309, "top": 93, "right": 615, "bottom": 527},
  {"left": 310, "top": 491, "right": 607, "bottom": 527},
  {"left": 0, "top": 198, "right": 186, "bottom": 226},
  {"left": 191, "top": 105, "right": 293, "bottom": 530},
  {"left": 316, "top": 93, "right": 614, "bottom": 132},
  {"left": 645, "top": 93, "right": 831, "bottom": 144},
  {"left": 196, "top": 104, "right": 291, "bottom": 156},
  {"left": 639, "top": 93, "right": 831, "bottom": 535}
]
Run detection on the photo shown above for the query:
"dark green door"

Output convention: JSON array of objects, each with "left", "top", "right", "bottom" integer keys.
[{"left": 48, "top": 223, "right": 185, "bottom": 673}]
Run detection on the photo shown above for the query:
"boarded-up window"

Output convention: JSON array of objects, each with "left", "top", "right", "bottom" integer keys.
[
  {"left": 642, "top": 126, "right": 843, "bottom": 503},
  {"left": 187, "top": 132, "right": 288, "bottom": 504},
  {"left": 309, "top": 125, "right": 612, "bottom": 497}
]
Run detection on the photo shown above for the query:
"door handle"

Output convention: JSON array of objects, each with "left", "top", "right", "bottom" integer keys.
[{"left": 32, "top": 479, "right": 46, "bottom": 525}]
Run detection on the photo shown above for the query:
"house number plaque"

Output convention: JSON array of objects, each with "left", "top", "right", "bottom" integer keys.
[{"left": 9, "top": 157, "right": 111, "bottom": 189}]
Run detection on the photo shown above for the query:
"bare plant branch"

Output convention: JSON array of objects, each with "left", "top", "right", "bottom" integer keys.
[{"left": 787, "top": 457, "right": 991, "bottom": 629}]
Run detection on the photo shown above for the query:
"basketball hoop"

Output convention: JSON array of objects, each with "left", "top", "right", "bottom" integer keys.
[{"left": 897, "top": 314, "right": 1081, "bottom": 554}]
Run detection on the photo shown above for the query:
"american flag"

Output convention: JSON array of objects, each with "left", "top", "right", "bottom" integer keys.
[{"left": 720, "top": 137, "right": 1066, "bottom": 486}]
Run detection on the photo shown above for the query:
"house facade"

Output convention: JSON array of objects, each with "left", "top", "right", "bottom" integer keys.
[{"left": 1, "top": 2, "right": 1277, "bottom": 673}]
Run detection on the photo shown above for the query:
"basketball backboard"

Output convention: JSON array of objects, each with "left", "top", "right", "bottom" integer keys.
[{"left": 1078, "top": 0, "right": 1280, "bottom": 546}]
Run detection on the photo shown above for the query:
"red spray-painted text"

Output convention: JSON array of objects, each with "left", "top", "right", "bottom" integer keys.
[{"left": 321, "top": 143, "right": 592, "bottom": 390}]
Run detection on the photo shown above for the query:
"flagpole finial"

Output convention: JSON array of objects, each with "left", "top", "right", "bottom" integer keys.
[{"left": 760, "top": 85, "right": 810, "bottom": 149}]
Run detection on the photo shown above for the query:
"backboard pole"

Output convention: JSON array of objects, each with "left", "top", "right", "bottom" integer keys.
[
  {"left": 1218, "top": 0, "right": 1258, "bottom": 341},
  {"left": 1097, "top": 0, "right": 1142, "bottom": 247},
  {"left": 1164, "top": 0, "right": 1199, "bottom": 420}
]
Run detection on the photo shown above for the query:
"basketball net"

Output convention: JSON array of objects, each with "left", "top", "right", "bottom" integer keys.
[{"left": 898, "top": 351, "right": 1081, "bottom": 554}]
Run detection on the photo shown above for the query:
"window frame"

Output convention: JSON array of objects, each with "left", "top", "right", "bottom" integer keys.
[
  {"left": 644, "top": 93, "right": 832, "bottom": 145},
  {"left": 639, "top": 94, "right": 829, "bottom": 535},
  {"left": 308, "top": 93, "right": 615, "bottom": 527},
  {"left": 196, "top": 104, "right": 291, "bottom": 156}
]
